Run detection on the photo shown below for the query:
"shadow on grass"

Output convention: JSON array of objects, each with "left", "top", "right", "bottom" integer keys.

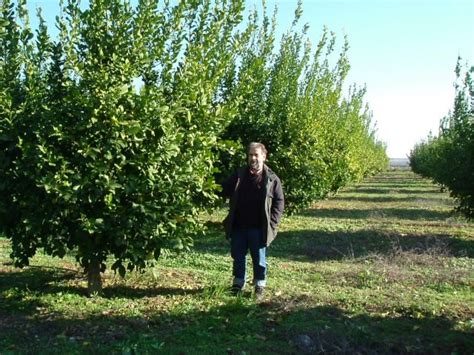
[
  {"left": 193, "top": 222, "right": 229, "bottom": 255},
  {"left": 271, "top": 229, "right": 473, "bottom": 262},
  {"left": 335, "top": 196, "right": 449, "bottom": 203},
  {"left": 344, "top": 187, "right": 441, "bottom": 194},
  {"left": 0, "top": 267, "right": 204, "bottom": 308},
  {"left": 364, "top": 175, "right": 425, "bottom": 182},
  {"left": 193, "top": 223, "right": 472, "bottom": 262},
  {"left": 299, "top": 207, "right": 452, "bottom": 221},
  {"left": 101, "top": 285, "right": 204, "bottom": 299},
  {"left": 0, "top": 295, "right": 471, "bottom": 354},
  {"left": 0, "top": 268, "right": 74, "bottom": 315},
  {"left": 272, "top": 304, "right": 472, "bottom": 354},
  {"left": 358, "top": 185, "right": 436, "bottom": 190}
]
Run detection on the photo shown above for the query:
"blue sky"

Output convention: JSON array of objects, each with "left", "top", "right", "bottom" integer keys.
[
  {"left": 257, "top": 0, "right": 474, "bottom": 158},
  {"left": 26, "top": 0, "right": 474, "bottom": 157}
]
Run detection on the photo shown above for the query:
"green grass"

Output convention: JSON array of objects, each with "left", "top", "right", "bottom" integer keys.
[{"left": 1, "top": 169, "right": 473, "bottom": 354}]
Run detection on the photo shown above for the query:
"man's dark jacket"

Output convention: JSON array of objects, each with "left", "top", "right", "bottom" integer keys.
[{"left": 221, "top": 164, "right": 284, "bottom": 246}]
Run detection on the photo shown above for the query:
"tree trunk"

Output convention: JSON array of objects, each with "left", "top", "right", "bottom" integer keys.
[{"left": 87, "top": 259, "right": 102, "bottom": 296}]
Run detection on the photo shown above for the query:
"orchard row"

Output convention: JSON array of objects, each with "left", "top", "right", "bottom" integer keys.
[{"left": 0, "top": 0, "right": 387, "bottom": 292}]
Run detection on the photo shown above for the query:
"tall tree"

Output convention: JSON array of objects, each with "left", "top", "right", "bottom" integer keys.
[
  {"left": 0, "top": 0, "right": 244, "bottom": 294},
  {"left": 219, "top": 2, "right": 388, "bottom": 212},
  {"left": 410, "top": 57, "right": 474, "bottom": 218}
]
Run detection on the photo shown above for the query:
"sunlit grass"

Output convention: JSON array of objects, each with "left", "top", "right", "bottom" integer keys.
[{"left": 1, "top": 169, "right": 473, "bottom": 353}]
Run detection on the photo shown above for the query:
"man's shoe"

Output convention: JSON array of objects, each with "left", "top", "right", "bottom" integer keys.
[
  {"left": 230, "top": 284, "right": 242, "bottom": 295},
  {"left": 255, "top": 286, "right": 265, "bottom": 301}
]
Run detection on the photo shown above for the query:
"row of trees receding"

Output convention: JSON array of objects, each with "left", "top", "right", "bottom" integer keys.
[
  {"left": 409, "top": 57, "right": 473, "bottom": 219},
  {"left": 1, "top": 0, "right": 388, "bottom": 293}
]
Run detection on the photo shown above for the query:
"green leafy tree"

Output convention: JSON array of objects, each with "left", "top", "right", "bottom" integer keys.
[
  {"left": 0, "top": 0, "right": 244, "bottom": 294},
  {"left": 219, "top": 2, "right": 388, "bottom": 212},
  {"left": 410, "top": 57, "right": 473, "bottom": 218}
]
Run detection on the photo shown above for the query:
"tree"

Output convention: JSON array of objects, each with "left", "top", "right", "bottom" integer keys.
[
  {"left": 0, "top": 0, "right": 244, "bottom": 294},
  {"left": 409, "top": 57, "right": 474, "bottom": 218},
  {"left": 219, "top": 2, "right": 388, "bottom": 213}
]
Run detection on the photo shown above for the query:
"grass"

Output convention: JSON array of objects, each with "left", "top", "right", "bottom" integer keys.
[{"left": 1, "top": 168, "right": 473, "bottom": 354}]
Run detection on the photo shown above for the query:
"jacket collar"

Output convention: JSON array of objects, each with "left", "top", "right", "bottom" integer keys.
[
  {"left": 238, "top": 164, "right": 276, "bottom": 181},
  {"left": 263, "top": 164, "right": 276, "bottom": 181}
]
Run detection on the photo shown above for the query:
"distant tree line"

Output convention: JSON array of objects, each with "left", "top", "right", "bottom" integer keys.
[
  {"left": 409, "top": 57, "right": 473, "bottom": 219},
  {"left": 0, "top": 0, "right": 387, "bottom": 293}
]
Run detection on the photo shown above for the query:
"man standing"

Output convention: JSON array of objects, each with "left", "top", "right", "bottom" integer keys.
[{"left": 221, "top": 142, "right": 284, "bottom": 300}]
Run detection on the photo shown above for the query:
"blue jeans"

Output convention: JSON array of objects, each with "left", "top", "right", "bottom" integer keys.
[{"left": 231, "top": 228, "right": 266, "bottom": 288}]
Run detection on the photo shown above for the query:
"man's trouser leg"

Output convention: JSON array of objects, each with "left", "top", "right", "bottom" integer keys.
[
  {"left": 248, "top": 228, "right": 267, "bottom": 287},
  {"left": 231, "top": 229, "right": 247, "bottom": 288}
]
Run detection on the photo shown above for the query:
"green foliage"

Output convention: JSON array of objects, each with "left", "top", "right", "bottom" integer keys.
[
  {"left": 0, "top": 0, "right": 244, "bottom": 289},
  {"left": 0, "top": 0, "right": 388, "bottom": 290},
  {"left": 409, "top": 57, "right": 474, "bottom": 218},
  {"left": 219, "top": 2, "right": 388, "bottom": 213}
]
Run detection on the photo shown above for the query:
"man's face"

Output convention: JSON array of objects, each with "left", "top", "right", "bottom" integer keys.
[{"left": 248, "top": 147, "right": 266, "bottom": 172}]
